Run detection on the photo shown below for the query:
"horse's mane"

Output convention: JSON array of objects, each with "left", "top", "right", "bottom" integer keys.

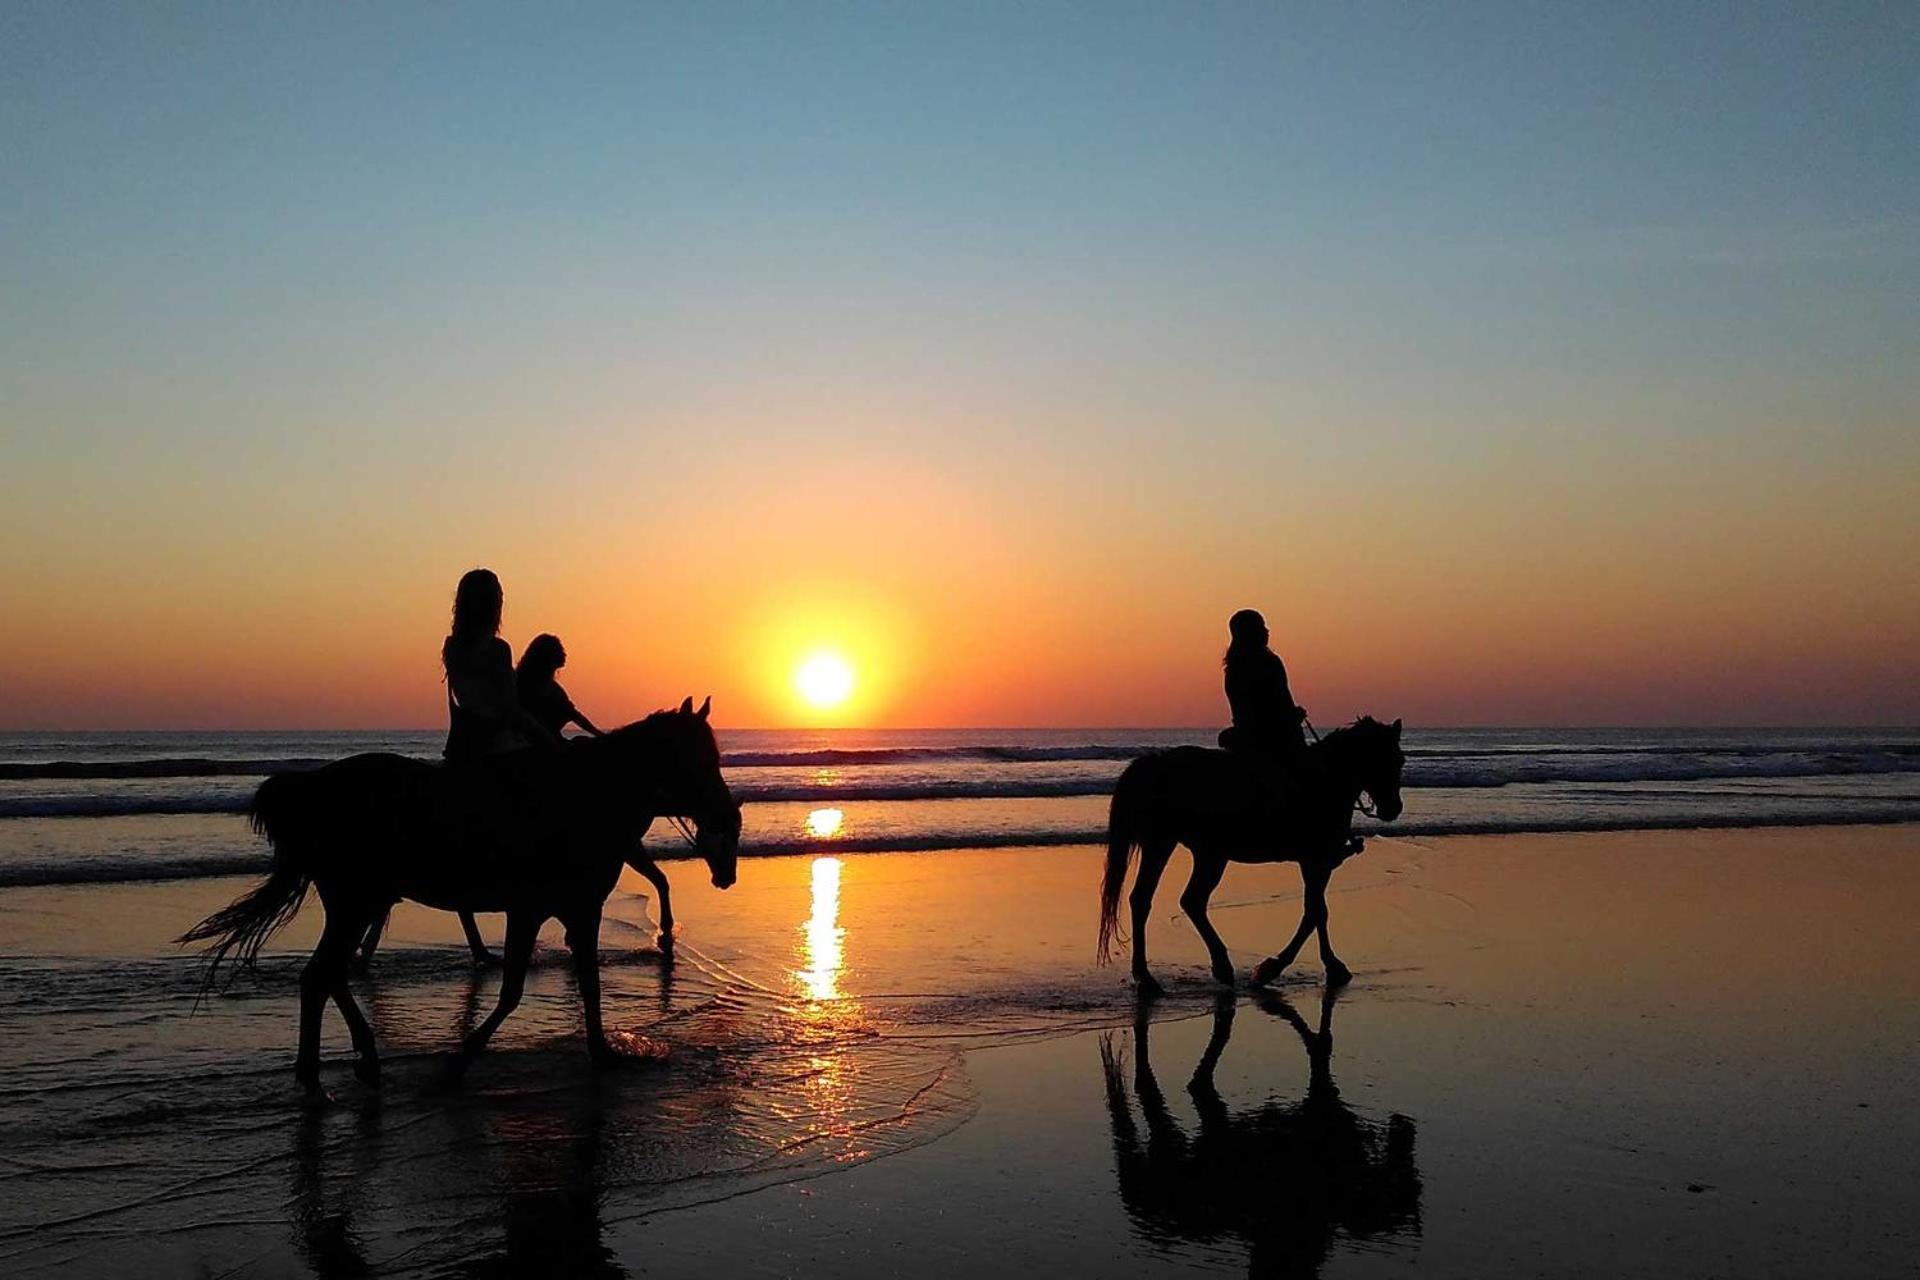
[
  {"left": 1317, "top": 716, "right": 1388, "bottom": 745},
  {"left": 612, "top": 708, "right": 691, "bottom": 735},
  {"left": 588, "top": 707, "right": 718, "bottom": 761},
  {"left": 1315, "top": 716, "right": 1397, "bottom": 763}
]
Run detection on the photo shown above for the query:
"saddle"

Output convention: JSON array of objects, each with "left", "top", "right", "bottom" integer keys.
[{"left": 1217, "top": 733, "right": 1360, "bottom": 861}]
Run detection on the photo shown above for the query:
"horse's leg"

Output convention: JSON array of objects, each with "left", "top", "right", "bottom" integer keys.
[
  {"left": 1187, "top": 993, "right": 1236, "bottom": 1132},
  {"left": 1251, "top": 863, "right": 1320, "bottom": 986},
  {"left": 1312, "top": 865, "right": 1352, "bottom": 986},
  {"left": 328, "top": 905, "right": 382, "bottom": 1087},
  {"left": 1128, "top": 838, "right": 1176, "bottom": 997},
  {"left": 627, "top": 851, "right": 674, "bottom": 964},
  {"left": 563, "top": 903, "right": 616, "bottom": 1064},
  {"left": 295, "top": 911, "right": 361, "bottom": 1095},
  {"left": 353, "top": 904, "right": 391, "bottom": 973},
  {"left": 1178, "top": 852, "right": 1234, "bottom": 985},
  {"left": 450, "top": 912, "right": 538, "bottom": 1073},
  {"left": 458, "top": 911, "right": 500, "bottom": 968}
]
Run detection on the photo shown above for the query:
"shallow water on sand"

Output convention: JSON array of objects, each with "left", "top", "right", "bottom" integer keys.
[
  {"left": 0, "top": 848, "right": 1240, "bottom": 1276},
  {"left": 4, "top": 831, "right": 1919, "bottom": 1277}
]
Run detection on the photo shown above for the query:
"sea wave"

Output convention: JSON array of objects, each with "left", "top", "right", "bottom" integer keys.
[
  {"left": 0, "top": 745, "right": 1154, "bottom": 779},
  {"left": 6, "top": 747, "right": 1920, "bottom": 819},
  {"left": 3, "top": 808, "right": 1914, "bottom": 888},
  {"left": 6, "top": 738, "right": 1916, "bottom": 782}
]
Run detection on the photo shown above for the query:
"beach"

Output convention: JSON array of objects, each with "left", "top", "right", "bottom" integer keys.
[{"left": 4, "top": 823, "right": 1917, "bottom": 1277}]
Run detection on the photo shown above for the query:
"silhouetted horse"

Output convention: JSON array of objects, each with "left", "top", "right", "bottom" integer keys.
[
  {"left": 1100, "top": 989, "right": 1421, "bottom": 1278},
  {"left": 1099, "top": 717, "right": 1404, "bottom": 992},
  {"left": 354, "top": 803, "right": 697, "bottom": 970},
  {"left": 184, "top": 699, "right": 741, "bottom": 1095}
]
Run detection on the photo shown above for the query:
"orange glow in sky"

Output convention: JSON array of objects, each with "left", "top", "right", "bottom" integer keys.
[{"left": 3, "top": 11, "right": 1917, "bottom": 730}]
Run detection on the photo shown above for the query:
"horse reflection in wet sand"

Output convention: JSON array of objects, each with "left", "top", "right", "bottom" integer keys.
[
  {"left": 1101, "top": 990, "right": 1421, "bottom": 1279},
  {"left": 1100, "top": 717, "right": 1406, "bottom": 992},
  {"left": 183, "top": 699, "right": 741, "bottom": 1097}
]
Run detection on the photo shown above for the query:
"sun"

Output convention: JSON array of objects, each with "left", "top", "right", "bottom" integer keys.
[{"left": 794, "top": 651, "right": 856, "bottom": 709}]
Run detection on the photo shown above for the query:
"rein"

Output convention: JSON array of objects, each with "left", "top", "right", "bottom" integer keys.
[
  {"left": 1304, "top": 713, "right": 1379, "bottom": 819},
  {"left": 601, "top": 721, "right": 709, "bottom": 853}
]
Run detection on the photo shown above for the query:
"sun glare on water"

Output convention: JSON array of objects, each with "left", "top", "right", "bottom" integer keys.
[{"left": 795, "top": 652, "right": 856, "bottom": 709}]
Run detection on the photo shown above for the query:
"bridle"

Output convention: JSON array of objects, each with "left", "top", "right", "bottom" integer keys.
[{"left": 1304, "top": 712, "right": 1383, "bottom": 820}]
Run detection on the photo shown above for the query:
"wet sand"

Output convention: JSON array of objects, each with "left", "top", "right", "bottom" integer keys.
[{"left": 3, "top": 825, "right": 1917, "bottom": 1276}]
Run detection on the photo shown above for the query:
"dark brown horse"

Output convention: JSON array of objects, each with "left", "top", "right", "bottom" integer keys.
[
  {"left": 183, "top": 699, "right": 741, "bottom": 1096},
  {"left": 1099, "top": 717, "right": 1404, "bottom": 993}
]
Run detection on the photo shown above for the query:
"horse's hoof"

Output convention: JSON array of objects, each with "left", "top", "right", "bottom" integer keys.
[
  {"left": 353, "top": 1056, "right": 381, "bottom": 1089},
  {"left": 1325, "top": 961, "right": 1353, "bottom": 987},
  {"left": 1251, "top": 957, "right": 1287, "bottom": 987},
  {"left": 1134, "top": 974, "right": 1165, "bottom": 999}
]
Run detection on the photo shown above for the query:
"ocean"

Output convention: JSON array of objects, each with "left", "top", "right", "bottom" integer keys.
[
  {"left": 4, "top": 729, "right": 1917, "bottom": 1276},
  {"left": 1, "top": 726, "right": 1917, "bottom": 887}
]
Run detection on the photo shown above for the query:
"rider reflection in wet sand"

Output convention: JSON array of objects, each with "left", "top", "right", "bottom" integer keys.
[{"left": 1101, "top": 990, "right": 1421, "bottom": 1279}]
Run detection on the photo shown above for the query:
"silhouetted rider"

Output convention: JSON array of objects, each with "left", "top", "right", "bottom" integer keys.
[
  {"left": 1218, "top": 608, "right": 1309, "bottom": 760},
  {"left": 515, "top": 633, "right": 606, "bottom": 742},
  {"left": 438, "top": 568, "right": 556, "bottom": 965}
]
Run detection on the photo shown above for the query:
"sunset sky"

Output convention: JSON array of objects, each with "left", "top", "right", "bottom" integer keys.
[{"left": 3, "top": 4, "right": 1916, "bottom": 729}]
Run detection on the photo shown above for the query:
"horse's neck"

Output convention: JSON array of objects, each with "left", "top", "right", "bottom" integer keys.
[{"left": 1313, "top": 734, "right": 1368, "bottom": 806}]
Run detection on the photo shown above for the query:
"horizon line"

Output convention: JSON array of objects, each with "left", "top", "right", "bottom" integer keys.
[{"left": 4, "top": 723, "right": 1917, "bottom": 735}]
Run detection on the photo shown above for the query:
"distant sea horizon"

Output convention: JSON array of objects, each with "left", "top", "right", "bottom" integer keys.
[{"left": 2, "top": 726, "right": 1916, "bottom": 890}]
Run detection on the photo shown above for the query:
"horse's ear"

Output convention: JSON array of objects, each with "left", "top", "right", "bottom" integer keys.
[
  {"left": 697, "top": 695, "right": 711, "bottom": 720},
  {"left": 1391, "top": 718, "right": 1403, "bottom": 737},
  {"left": 679, "top": 696, "right": 694, "bottom": 715}
]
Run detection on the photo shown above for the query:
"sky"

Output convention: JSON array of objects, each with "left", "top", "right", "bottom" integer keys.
[{"left": 2, "top": 2, "right": 1916, "bottom": 729}]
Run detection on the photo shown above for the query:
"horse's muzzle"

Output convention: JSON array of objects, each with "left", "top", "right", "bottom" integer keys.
[{"left": 711, "top": 868, "right": 736, "bottom": 890}]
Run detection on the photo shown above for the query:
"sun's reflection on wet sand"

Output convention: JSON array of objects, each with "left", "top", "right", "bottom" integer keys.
[
  {"left": 797, "top": 856, "right": 844, "bottom": 1002},
  {"left": 787, "top": 855, "right": 873, "bottom": 1160},
  {"left": 806, "top": 807, "right": 845, "bottom": 839}
]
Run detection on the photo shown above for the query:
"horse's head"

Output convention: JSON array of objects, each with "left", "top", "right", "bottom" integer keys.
[
  {"left": 1337, "top": 716, "right": 1405, "bottom": 823},
  {"left": 636, "top": 696, "right": 741, "bottom": 889}
]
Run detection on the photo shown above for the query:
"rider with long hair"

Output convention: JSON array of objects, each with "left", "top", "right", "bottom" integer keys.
[
  {"left": 1218, "top": 608, "right": 1308, "bottom": 760},
  {"left": 438, "top": 568, "right": 555, "bottom": 964},
  {"left": 443, "top": 569, "right": 554, "bottom": 761},
  {"left": 515, "top": 633, "right": 605, "bottom": 741}
]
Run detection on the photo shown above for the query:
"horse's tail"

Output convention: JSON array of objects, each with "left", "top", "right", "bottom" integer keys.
[
  {"left": 1099, "top": 755, "right": 1156, "bottom": 964},
  {"left": 179, "top": 772, "right": 319, "bottom": 993}
]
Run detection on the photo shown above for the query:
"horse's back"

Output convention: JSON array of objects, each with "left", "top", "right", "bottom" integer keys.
[{"left": 251, "top": 753, "right": 441, "bottom": 844}]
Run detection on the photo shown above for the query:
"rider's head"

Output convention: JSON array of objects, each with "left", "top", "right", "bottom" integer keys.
[
  {"left": 519, "top": 633, "right": 566, "bottom": 677},
  {"left": 1228, "top": 609, "right": 1269, "bottom": 650},
  {"left": 449, "top": 569, "right": 503, "bottom": 641}
]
